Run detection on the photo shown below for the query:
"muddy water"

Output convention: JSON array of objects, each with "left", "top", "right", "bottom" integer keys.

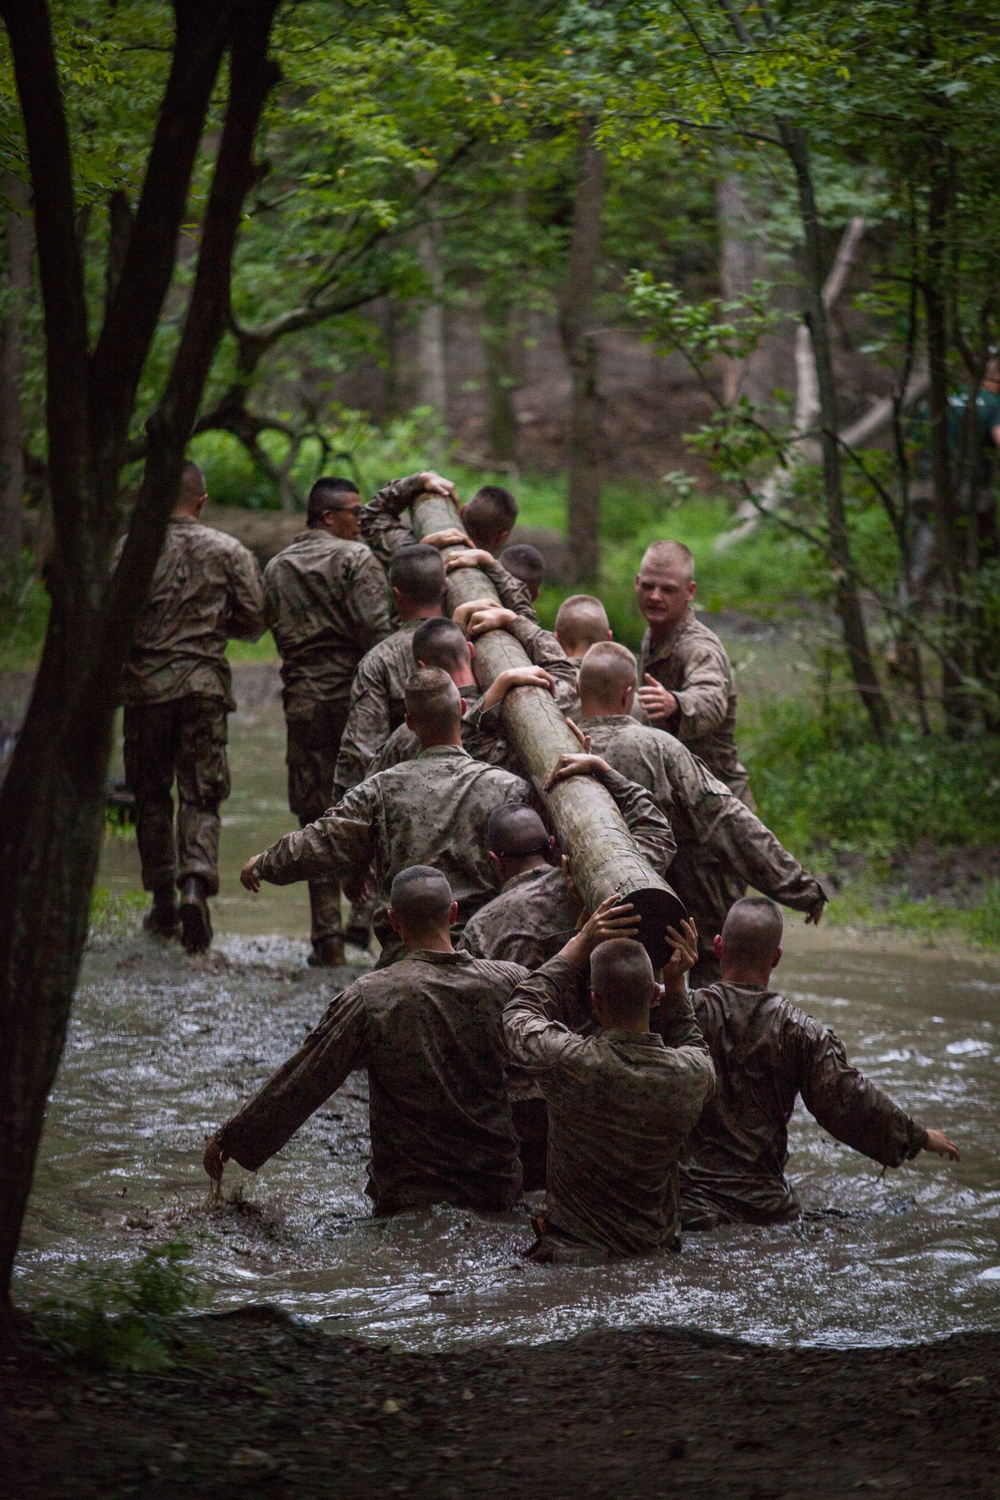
[{"left": 15, "top": 684, "right": 1000, "bottom": 1351}]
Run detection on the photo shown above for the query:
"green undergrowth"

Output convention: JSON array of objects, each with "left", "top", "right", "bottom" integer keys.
[
  {"left": 825, "top": 880, "right": 1000, "bottom": 951},
  {"left": 89, "top": 887, "right": 145, "bottom": 933},
  {"left": 38, "top": 1241, "right": 200, "bottom": 1370},
  {"left": 743, "top": 697, "right": 1000, "bottom": 855}
]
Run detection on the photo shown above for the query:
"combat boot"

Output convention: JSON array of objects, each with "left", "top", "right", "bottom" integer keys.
[
  {"left": 308, "top": 936, "right": 345, "bottom": 967},
  {"left": 143, "top": 885, "right": 179, "bottom": 939},
  {"left": 344, "top": 922, "right": 370, "bottom": 951},
  {"left": 179, "top": 875, "right": 213, "bottom": 954}
]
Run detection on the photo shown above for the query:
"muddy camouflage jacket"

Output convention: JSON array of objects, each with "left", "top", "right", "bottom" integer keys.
[
  {"left": 679, "top": 982, "right": 928, "bottom": 1226},
  {"left": 263, "top": 529, "right": 392, "bottom": 718},
  {"left": 639, "top": 609, "right": 751, "bottom": 803},
  {"left": 217, "top": 949, "right": 528, "bottom": 1212},
  {"left": 458, "top": 759, "right": 678, "bottom": 970},
  {"left": 119, "top": 516, "right": 264, "bottom": 709},
  {"left": 259, "top": 745, "right": 535, "bottom": 945},
  {"left": 504, "top": 956, "right": 715, "bottom": 1256},
  {"left": 579, "top": 715, "right": 824, "bottom": 958},
  {"left": 367, "top": 617, "right": 580, "bottom": 776},
  {"left": 360, "top": 472, "right": 538, "bottom": 619}
]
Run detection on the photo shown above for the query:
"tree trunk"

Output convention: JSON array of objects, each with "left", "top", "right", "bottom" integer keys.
[
  {"left": 716, "top": 171, "right": 794, "bottom": 408},
  {"left": 411, "top": 490, "right": 684, "bottom": 962},
  {"left": 558, "top": 129, "right": 605, "bottom": 583},
  {"left": 0, "top": 0, "right": 279, "bottom": 1331},
  {"left": 415, "top": 206, "right": 447, "bottom": 431},
  {"left": 0, "top": 172, "right": 30, "bottom": 561},
  {"left": 924, "top": 156, "right": 967, "bottom": 734},
  {"left": 782, "top": 127, "right": 893, "bottom": 743},
  {"left": 482, "top": 280, "right": 520, "bottom": 465}
]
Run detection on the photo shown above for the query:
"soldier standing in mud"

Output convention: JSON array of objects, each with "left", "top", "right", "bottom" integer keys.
[
  {"left": 263, "top": 477, "right": 393, "bottom": 966},
  {"left": 120, "top": 460, "right": 265, "bottom": 952},
  {"left": 634, "top": 539, "right": 754, "bottom": 807}
]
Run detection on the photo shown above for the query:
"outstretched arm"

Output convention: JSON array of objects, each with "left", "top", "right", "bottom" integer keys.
[
  {"left": 360, "top": 471, "right": 458, "bottom": 570},
  {"left": 241, "top": 782, "right": 377, "bottom": 890},
  {"left": 206, "top": 987, "right": 369, "bottom": 1177}
]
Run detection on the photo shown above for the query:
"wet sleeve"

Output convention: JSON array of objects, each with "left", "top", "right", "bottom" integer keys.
[
  {"left": 599, "top": 765, "right": 676, "bottom": 875},
  {"left": 503, "top": 957, "right": 592, "bottom": 1073},
  {"left": 503, "top": 616, "right": 579, "bottom": 711},
  {"left": 258, "top": 782, "right": 377, "bottom": 886},
  {"left": 797, "top": 1018, "right": 927, "bottom": 1167},
  {"left": 671, "top": 639, "right": 730, "bottom": 741},
  {"left": 360, "top": 475, "right": 425, "bottom": 570},
  {"left": 226, "top": 544, "right": 266, "bottom": 642},
  {"left": 654, "top": 985, "right": 712, "bottom": 1059},
  {"left": 679, "top": 759, "right": 826, "bottom": 915},
  {"left": 480, "top": 560, "right": 538, "bottom": 621},
  {"left": 217, "top": 988, "right": 369, "bottom": 1171},
  {"left": 333, "top": 663, "right": 392, "bottom": 793},
  {"left": 344, "top": 551, "right": 394, "bottom": 653}
]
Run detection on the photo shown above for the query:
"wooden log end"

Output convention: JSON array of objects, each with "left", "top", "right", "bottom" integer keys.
[{"left": 617, "top": 883, "right": 688, "bottom": 971}]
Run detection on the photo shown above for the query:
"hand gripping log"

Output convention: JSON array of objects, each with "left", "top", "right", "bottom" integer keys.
[{"left": 411, "top": 492, "right": 686, "bottom": 968}]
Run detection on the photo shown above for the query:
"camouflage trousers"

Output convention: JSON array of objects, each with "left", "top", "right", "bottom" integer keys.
[
  {"left": 286, "top": 700, "right": 350, "bottom": 946},
  {"left": 123, "top": 696, "right": 230, "bottom": 897}
]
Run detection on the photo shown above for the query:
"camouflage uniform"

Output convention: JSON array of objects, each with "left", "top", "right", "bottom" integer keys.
[
  {"left": 367, "top": 616, "right": 580, "bottom": 777},
  {"left": 680, "top": 983, "right": 929, "bottom": 1227},
  {"left": 579, "top": 714, "right": 825, "bottom": 985},
  {"left": 458, "top": 767, "right": 677, "bottom": 968},
  {"left": 458, "top": 768, "right": 675, "bottom": 1193},
  {"left": 640, "top": 607, "right": 753, "bottom": 806},
  {"left": 120, "top": 515, "right": 264, "bottom": 897},
  {"left": 264, "top": 528, "right": 392, "bottom": 946},
  {"left": 258, "top": 745, "right": 536, "bottom": 966},
  {"left": 360, "top": 474, "right": 537, "bottom": 619},
  {"left": 504, "top": 956, "right": 715, "bottom": 1258},
  {"left": 216, "top": 949, "right": 530, "bottom": 1213}
]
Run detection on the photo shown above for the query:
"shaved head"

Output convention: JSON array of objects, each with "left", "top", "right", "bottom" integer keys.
[
  {"left": 578, "top": 641, "right": 638, "bottom": 709},
  {"left": 462, "top": 485, "right": 518, "bottom": 550},
  {"left": 590, "top": 938, "right": 655, "bottom": 1023},
  {"left": 403, "top": 666, "right": 462, "bottom": 738},
  {"left": 500, "top": 544, "right": 544, "bottom": 597},
  {"left": 389, "top": 865, "right": 454, "bottom": 933},
  {"left": 721, "top": 897, "right": 783, "bottom": 967},
  {"left": 173, "top": 460, "right": 207, "bottom": 515},
  {"left": 639, "top": 540, "right": 695, "bottom": 582},
  {"left": 413, "top": 617, "right": 470, "bottom": 673},
  {"left": 391, "top": 544, "right": 446, "bottom": 606},
  {"left": 487, "top": 804, "right": 550, "bottom": 858},
  {"left": 555, "top": 594, "right": 611, "bottom": 655}
]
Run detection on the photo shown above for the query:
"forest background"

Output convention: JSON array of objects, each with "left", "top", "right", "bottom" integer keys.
[{"left": 1, "top": 0, "right": 999, "bottom": 961}]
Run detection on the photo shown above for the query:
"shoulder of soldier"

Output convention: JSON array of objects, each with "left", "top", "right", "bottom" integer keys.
[
  {"left": 190, "top": 521, "right": 258, "bottom": 565},
  {"left": 681, "top": 611, "right": 731, "bottom": 659},
  {"left": 463, "top": 955, "right": 531, "bottom": 987}
]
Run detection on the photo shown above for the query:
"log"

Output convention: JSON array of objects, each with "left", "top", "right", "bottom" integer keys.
[{"left": 411, "top": 492, "right": 685, "bottom": 967}]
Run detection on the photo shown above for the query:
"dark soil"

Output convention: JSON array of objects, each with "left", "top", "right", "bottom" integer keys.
[
  {"left": 2, "top": 1309, "right": 996, "bottom": 1498},
  {"left": 828, "top": 841, "right": 1000, "bottom": 911}
]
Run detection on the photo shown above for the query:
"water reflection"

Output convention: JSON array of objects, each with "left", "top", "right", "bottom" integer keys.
[{"left": 16, "top": 688, "right": 1000, "bottom": 1350}]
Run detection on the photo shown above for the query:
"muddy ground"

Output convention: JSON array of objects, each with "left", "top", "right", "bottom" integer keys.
[{"left": 2, "top": 1310, "right": 997, "bottom": 1498}]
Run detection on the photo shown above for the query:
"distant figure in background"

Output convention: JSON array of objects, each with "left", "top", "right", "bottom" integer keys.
[
  {"left": 498, "top": 542, "right": 545, "bottom": 601},
  {"left": 120, "top": 460, "right": 264, "bottom": 952},
  {"left": 634, "top": 540, "right": 753, "bottom": 806},
  {"left": 554, "top": 594, "right": 613, "bottom": 662},
  {"left": 263, "top": 477, "right": 393, "bottom": 966},
  {"left": 680, "top": 898, "right": 961, "bottom": 1229}
]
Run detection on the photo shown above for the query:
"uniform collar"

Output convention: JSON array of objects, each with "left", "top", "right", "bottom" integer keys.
[
  {"left": 416, "top": 744, "right": 470, "bottom": 761},
  {"left": 500, "top": 864, "right": 556, "bottom": 895},
  {"left": 579, "top": 713, "right": 633, "bottom": 728},
  {"left": 602, "top": 1028, "right": 665, "bottom": 1048},
  {"left": 406, "top": 948, "right": 469, "bottom": 965},
  {"left": 643, "top": 607, "right": 693, "bottom": 663}
]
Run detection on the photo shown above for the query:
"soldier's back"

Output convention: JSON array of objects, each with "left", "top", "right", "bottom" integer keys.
[
  {"left": 123, "top": 516, "right": 262, "bottom": 706},
  {"left": 358, "top": 949, "right": 527, "bottom": 1210}
]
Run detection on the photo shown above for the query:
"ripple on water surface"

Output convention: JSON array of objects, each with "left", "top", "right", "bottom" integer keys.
[{"left": 15, "top": 930, "right": 1000, "bottom": 1351}]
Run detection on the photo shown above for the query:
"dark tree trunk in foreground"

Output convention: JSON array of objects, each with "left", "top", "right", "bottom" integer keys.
[
  {"left": 0, "top": 172, "right": 31, "bottom": 561},
  {"left": 0, "top": 0, "right": 280, "bottom": 1333},
  {"left": 412, "top": 490, "right": 684, "bottom": 964},
  {"left": 558, "top": 128, "right": 605, "bottom": 582},
  {"left": 782, "top": 127, "right": 893, "bottom": 744}
]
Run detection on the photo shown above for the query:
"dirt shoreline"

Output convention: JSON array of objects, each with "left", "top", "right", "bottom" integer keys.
[{"left": 2, "top": 1310, "right": 996, "bottom": 1498}]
